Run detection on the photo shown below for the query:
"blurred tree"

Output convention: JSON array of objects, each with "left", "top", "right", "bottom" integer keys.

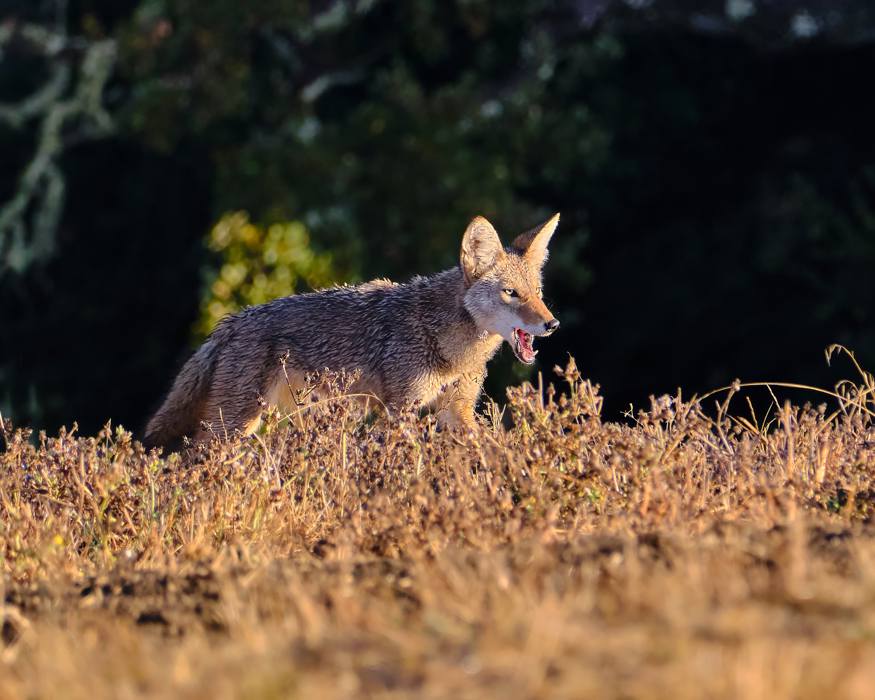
[
  {"left": 117, "top": 0, "right": 590, "bottom": 273},
  {"left": 0, "top": 3, "right": 116, "bottom": 271},
  {"left": 2, "top": 0, "right": 875, "bottom": 433}
]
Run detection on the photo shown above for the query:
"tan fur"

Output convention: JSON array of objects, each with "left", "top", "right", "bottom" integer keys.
[{"left": 143, "top": 214, "right": 561, "bottom": 450}]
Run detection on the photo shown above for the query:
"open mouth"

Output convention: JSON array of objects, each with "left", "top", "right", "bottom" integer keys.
[{"left": 512, "top": 327, "right": 538, "bottom": 365}]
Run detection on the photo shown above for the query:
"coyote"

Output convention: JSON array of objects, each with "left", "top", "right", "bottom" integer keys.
[{"left": 143, "top": 214, "right": 561, "bottom": 449}]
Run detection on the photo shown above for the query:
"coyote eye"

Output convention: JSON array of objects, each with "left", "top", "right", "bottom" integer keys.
[{"left": 502, "top": 288, "right": 518, "bottom": 298}]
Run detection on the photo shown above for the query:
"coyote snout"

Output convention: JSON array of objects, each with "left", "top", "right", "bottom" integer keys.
[{"left": 144, "top": 211, "right": 563, "bottom": 449}]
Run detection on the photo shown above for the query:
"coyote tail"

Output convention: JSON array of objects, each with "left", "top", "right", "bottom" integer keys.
[{"left": 142, "top": 326, "right": 227, "bottom": 451}]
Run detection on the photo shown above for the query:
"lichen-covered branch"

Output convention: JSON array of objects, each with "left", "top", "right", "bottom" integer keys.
[{"left": 0, "top": 15, "right": 116, "bottom": 272}]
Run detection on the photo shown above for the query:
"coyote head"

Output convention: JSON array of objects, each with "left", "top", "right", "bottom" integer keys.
[{"left": 460, "top": 213, "right": 561, "bottom": 364}]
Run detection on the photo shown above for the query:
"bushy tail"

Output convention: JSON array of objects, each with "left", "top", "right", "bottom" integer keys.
[{"left": 142, "top": 335, "right": 223, "bottom": 451}]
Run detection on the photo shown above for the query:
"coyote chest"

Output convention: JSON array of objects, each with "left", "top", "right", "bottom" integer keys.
[{"left": 406, "top": 334, "right": 504, "bottom": 407}]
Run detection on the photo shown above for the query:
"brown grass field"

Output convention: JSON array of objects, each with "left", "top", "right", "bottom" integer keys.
[{"left": 2, "top": 352, "right": 875, "bottom": 699}]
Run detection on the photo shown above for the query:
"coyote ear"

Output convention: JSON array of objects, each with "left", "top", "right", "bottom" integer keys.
[
  {"left": 511, "top": 213, "right": 560, "bottom": 268},
  {"left": 460, "top": 216, "right": 504, "bottom": 285}
]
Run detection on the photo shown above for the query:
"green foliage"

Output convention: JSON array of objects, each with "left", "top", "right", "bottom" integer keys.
[{"left": 196, "top": 211, "right": 339, "bottom": 338}]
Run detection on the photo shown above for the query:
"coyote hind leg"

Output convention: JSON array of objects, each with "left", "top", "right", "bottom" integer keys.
[
  {"left": 193, "top": 404, "right": 264, "bottom": 444},
  {"left": 193, "top": 389, "right": 265, "bottom": 445}
]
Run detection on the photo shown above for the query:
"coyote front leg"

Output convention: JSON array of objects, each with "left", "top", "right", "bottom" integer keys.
[{"left": 437, "top": 371, "right": 485, "bottom": 431}]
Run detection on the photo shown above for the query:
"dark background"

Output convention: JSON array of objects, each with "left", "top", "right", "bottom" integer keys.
[{"left": 2, "top": 0, "right": 874, "bottom": 435}]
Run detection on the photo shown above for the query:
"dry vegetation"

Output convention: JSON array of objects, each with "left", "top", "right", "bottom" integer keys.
[{"left": 2, "top": 352, "right": 875, "bottom": 699}]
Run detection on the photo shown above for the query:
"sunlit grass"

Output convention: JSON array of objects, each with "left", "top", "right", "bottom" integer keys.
[{"left": 1, "top": 351, "right": 874, "bottom": 698}]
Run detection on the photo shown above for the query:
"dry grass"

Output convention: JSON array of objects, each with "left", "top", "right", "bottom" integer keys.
[{"left": 2, "top": 354, "right": 875, "bottom": 699}]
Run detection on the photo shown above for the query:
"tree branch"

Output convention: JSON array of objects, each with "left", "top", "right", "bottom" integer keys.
[{"left": 0, "top": 14, "right": 116, "bottom": 272}]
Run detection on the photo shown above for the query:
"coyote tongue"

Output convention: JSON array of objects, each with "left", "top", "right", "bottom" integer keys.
[{"left": 512, "top": 328, "right": 537, "bottom": 365}]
